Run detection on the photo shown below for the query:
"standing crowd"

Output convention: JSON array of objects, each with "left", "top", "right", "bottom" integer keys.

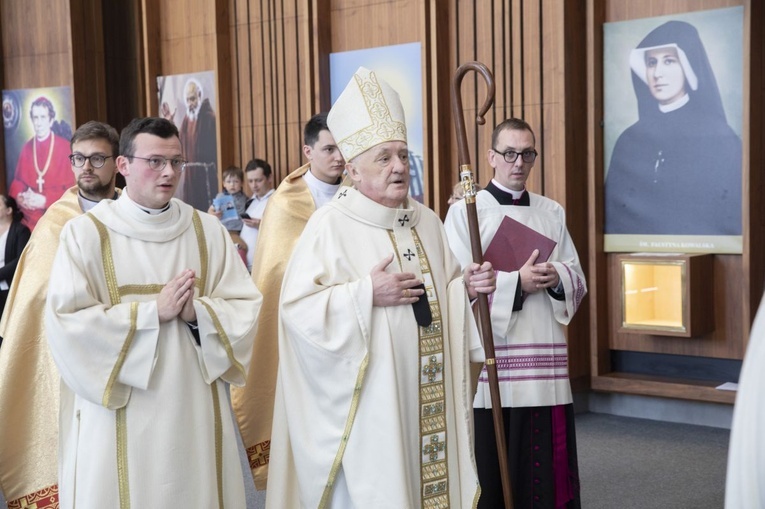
[{"left": 0, "top": 68, "right": 590, "bottom": 508}]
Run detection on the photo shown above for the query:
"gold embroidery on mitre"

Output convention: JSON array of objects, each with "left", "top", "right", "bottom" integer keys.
[{"left": 337, "top": 71, "right": 407, "bottom": 161}]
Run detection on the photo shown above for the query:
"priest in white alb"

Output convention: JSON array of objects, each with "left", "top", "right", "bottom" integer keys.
[
  {"left": 45, "top": 117, "right": 262, "bottom": 508},
  {"left": 266, "top": 67, "right": 495, "bottom": 508},
  {"left": 444, "top": 118, "right": 587, "bottom": 508}
]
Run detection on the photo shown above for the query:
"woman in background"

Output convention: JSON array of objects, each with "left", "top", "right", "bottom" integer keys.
[
  {"left": 0, "top": 195, "right": 30, "bottom": 346},
  {"left": 604, "top": 21, "right": 741, "bottom": 235}
]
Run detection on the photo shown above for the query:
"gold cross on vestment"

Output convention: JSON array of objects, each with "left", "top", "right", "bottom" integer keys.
[
  {"left": 36, "top": 175, "right": 45, "bottom": 193},
  {"left": 422, "top": 355, "right": 442, "bottom": 382},
  {"left": 423, "top": 434, "right": 445, "bottom": 461}
]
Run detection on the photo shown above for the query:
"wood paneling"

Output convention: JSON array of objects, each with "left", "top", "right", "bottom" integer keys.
[
  {"left": 69, "top": 0, "right": 107, "bottom": 125},
  {"left": 0, "top": 1, "right": 72, "bottom": 90},
  {"left": 592, "top": 372, "right": 736, "bottom": 404},
  {"left": 102, "top": 1, "right": 144, "bottom": 131},
  {"left": 229, "top": 0, "right": 320, "bottom": 183}
]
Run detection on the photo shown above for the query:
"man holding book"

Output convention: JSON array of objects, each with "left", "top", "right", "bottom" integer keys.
[{"left": 444, "top": 117, "right": 587, "bottom": 509}]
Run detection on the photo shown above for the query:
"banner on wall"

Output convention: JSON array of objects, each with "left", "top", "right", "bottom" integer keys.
[
  {"left": 603, "top": 7, "right": 743, "bottom": 254},
  {"left": 330, "top": 42, "right": 426, "bottom": 203},
  {"left": 157, "top": 70, "right": 218, "bottom": 211},
  {"left": 2, "top": 86, "right": 74, "bottom": 230}
]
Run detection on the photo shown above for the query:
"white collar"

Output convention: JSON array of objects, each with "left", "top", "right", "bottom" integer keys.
[
  {"left": 305, "top": 168, "right": 341, "bottom": 193},
  {"left": 491, "top": 179, "right": 526, "bottom": 199},
  {"left": 659, "top": 93, "right": 690, "bottom": 113}
]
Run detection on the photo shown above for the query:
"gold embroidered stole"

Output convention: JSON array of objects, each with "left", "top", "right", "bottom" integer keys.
[{"left": 390, "top": 228, "right": 450, "bottom": 509}]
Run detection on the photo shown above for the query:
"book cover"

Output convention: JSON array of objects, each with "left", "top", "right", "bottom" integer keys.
[{"left": 483, "top": 216, "right": 557, "bottom": 272}]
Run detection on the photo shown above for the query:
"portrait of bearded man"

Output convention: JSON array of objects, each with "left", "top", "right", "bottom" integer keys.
[{"left": 160, "top": 75, "right": 218, "bottom": 211}]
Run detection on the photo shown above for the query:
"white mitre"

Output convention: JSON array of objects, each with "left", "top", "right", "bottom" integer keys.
[{"left": 327, "top": 66, "right": 407, "bottom": 162}]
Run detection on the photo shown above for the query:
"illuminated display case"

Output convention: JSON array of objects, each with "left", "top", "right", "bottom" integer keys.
[{"left": 617, "top": 254, "right": 714, "bottom": 338}]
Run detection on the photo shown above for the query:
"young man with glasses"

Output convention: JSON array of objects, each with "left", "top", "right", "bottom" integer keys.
[
  {"left": 444, "top": 118, "right": 587, "bottom": 508},
  {"left": 0, "top": 120, "right": 121, "bottom": 508},
  {"left": 44, "top": 117, "right": 262, "bottom": 507}
]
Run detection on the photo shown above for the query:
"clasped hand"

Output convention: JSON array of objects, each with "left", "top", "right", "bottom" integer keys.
[
  {"left": 157, "top": 269, "right": 197, "bottom": 322},
  {"left": 519, "top": 249, "right": 559, "bottom": 294}
]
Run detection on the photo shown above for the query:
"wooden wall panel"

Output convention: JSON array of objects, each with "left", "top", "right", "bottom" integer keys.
[
  {"left": 229, "top": 0, "right": 320, "bottom": 184},
  {"left": 0, "top": 1, "right": 72, "bottom": 90},
  {"left": 102, "top": 1, "right": 144, "bottom": 131},
  {"left": 330, "top": 1, "right": 422, "bottom": 50},
  {"left": 69, "top": 0, "right": 107, "bottom": 125},
  {"left": 586, "top": 0, "right": 610, "bottom": 378}
]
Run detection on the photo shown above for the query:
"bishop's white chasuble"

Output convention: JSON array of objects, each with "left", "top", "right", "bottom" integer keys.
[{"left": 267, "top": 187, "right": 482, "bottom": 509}]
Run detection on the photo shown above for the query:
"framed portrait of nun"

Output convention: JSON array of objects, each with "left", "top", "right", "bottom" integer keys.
[{"left": 603, "top": 6, "right": 743, "bottom": 254}]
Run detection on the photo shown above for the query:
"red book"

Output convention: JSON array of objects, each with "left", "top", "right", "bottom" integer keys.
[{"left": 483, "top": 216, "right": 557, "bottom": 272}]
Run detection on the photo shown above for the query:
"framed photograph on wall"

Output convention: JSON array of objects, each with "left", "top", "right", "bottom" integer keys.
[
  {"left": 330, "top": 42, "right": 425, "bottom": 203},
  {"left": 603, "top": 6, "right": 743, "bottom": 254},
  {"left": 2, "top": 86, "right": 74, "bottom": 230},
  {"left": 157, "top": 70, "right": 218, "bottom": 211}
]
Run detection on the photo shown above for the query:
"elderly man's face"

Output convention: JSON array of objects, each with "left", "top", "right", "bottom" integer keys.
[
  {"left": 348, "top": 141, "right": 410, "bottom": 208},
  {"left": 186, "top": 85, "right": 201, "bottom": 115}
]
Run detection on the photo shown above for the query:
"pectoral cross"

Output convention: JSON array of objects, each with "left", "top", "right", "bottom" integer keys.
[{"left": 36, "top": 175, "right": 45, "bottom": 193}]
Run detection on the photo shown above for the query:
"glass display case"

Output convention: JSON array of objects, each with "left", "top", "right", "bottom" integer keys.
[{"left": 617, "top": 254, "right": 714, "bottom": 338}]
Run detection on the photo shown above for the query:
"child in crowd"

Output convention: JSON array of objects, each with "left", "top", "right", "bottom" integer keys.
[{"left": 209, "top": 165, "right": 248, "bottom": 263}]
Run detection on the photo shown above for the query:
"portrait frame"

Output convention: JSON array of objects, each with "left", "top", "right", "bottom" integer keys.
[
  {"left": 603, "top": 6, "right": 744, "bottom": 254},
  {"left": 2, "top": 85, "right": 75, "bottom": 230},
  {"left": 329, "top": 42, "right": 426, "bottom": 203},
  {"left": 157, "top": 70, "right": 219, "bottom": 211}
]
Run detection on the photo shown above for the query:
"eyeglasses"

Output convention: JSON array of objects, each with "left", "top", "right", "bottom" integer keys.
[
  {"left": 69, "top": 154, "right": 114, "bottom": 169},
  {"left": 493, "top": 148, "right": 538, "bottom": 164},
  {"left": 130, "top": 155, "right": 187, "bottom": 172}
]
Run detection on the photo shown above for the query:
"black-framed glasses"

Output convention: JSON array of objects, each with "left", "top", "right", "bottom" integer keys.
[
  {"left": 130, "top": 155, "right": 187, "bottom": 172},
  {"left": 493, "top": 148, "right": 538, "bottom": 164},
  {"left": 69, "top": 154, "right": 113, "bottom": 169}
]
